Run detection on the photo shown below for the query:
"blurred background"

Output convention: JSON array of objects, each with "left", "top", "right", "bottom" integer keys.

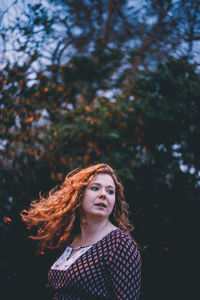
[{"left": 0, "top": 0, "right": 200, "bottom": 299}]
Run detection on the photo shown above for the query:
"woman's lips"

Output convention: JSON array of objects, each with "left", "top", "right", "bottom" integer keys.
[{"left": 95, "top": 203, "right": 107, "bottom": 208}]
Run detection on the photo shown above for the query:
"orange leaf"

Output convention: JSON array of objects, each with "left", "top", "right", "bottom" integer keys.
[
  {"left": 83, "top": 154, "right": 90, "bottom": 163},
  {"left": 85, "top": 105, "right": 91, "bottom": 112},
  {"left": 164, "top": 246, "right": 170, "bottom": 252},
  {"left": 4, "top": 217, "right": 12, "bottom": 223},
  {"left": 57, "top": 173, "right": 63, "bottom": 181},
  {"left": 25, "top": 117, "right": 33, "bottom": 123},
  {"left": 46, "top": 125, "right": 51, "bottom": 130},
  {"left": 68, "top": 157, "right": 73, "bottom": 168},
  {"left": 58, "top": 85, "right": 65, "bottom": 92},
  {"left": 94, "top": 148, "right": 101, "bottom": 157},
  {"left": 60, "top": 157, "right": 66, "bottom": 165}
]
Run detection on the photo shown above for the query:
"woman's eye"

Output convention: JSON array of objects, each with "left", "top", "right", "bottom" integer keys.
[
  {"left": 107, "top": 190, "right": 114, "bottom": 195},
  {"left": 91, "top": 186, "right": 99, "bottom": 191}
]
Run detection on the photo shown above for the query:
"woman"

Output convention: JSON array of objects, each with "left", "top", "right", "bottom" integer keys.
[{"left": 21, "top": 163, "right": 142, "bottom": 299}]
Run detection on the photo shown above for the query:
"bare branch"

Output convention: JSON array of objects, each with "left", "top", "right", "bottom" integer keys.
[
  {"left": 101, "top": 0, "right": 115, "bottom": 48},
  {"left": 0, "top": 0, "right": 18, "bottom": 27},
  {"left": 129, "top": 1, "right": 173, "bottom": 71}
]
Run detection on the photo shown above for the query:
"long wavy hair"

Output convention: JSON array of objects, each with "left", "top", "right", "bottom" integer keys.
[{"left": 20, "top": 163, "right": 134, "bottom": 254}]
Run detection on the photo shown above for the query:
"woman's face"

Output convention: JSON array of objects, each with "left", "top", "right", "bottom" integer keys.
[{"left": 81, "top": 173, "right": 116, "bottom": 222}]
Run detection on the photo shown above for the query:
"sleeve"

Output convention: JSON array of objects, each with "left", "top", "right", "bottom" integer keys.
[{"left": 107, "top": 236, "right": 142, "bottom": 300}]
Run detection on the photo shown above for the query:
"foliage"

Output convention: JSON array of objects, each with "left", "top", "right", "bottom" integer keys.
[
  {"left": 1, "top": 1, "right": 200, "bottom": 90},
  {"left": 0, "top": 57, "right": 200, "bottom": 299}
]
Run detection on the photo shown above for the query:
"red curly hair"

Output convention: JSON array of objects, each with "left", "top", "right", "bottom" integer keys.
[{"left": 20, "top": 163, "right": 134, "bottom": 253}]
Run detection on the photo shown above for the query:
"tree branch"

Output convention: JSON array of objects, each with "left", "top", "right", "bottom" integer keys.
[
  {"left": 0, "top": 0, "right": 18, "bottom": 27},
  {"left": 101, "top": 0, "right": 115, "bottom": 48}
]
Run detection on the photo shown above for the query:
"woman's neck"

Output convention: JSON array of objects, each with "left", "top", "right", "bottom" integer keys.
[{"left": 73, "top": 219, "right": 116, "bottom": 247}]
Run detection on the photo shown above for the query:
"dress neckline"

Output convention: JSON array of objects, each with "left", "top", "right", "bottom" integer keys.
[{"left": 69, "top": 227, "right": 119, "bottom": 250}]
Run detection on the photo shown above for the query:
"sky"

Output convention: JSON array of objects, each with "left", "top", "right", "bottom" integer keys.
[{"left": 1, "top": 0, "right": 200, "bottom": 68}]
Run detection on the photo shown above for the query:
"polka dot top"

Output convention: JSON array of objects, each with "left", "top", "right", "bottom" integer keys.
[{"left": 48, "top": 228, "right": 142, "bottom": 300}]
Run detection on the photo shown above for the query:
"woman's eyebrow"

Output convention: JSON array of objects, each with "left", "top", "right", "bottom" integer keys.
[{"left": 90, "top": 182, "right": 115, "bottom": 189}]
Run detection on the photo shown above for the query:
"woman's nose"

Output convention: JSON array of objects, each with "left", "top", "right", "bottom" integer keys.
[{"left": 100, "top": 188, "right": 106, "bottom": 198}]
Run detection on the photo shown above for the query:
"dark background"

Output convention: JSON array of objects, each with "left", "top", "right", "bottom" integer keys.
[{"left": 1, "top": 1, "right": 200, "bottom": 299}]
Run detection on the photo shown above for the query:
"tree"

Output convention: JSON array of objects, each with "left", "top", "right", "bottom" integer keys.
[
  {"left": 1, "top": 0, "right": 200, "bottom": 102},
  {"left": 1, "top": 57, "right": 200, "bottom": 299}
]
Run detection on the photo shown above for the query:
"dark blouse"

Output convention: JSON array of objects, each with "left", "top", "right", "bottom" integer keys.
[{"left": 48, "top": 228, "right": 142, "bottom": 300}]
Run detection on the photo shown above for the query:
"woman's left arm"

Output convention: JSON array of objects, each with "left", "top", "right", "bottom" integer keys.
[{"left": 107, "top": 236, "right": 142, "bottom": 300}]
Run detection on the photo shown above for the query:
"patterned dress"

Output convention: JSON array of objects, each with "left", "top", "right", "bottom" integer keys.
[{"left": 48, "top": 228, "right": 142, "bottom": 300}]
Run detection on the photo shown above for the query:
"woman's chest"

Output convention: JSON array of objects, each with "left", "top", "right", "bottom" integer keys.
[{"left": 48, "top": 247, "right": 109, "bottom": 291}]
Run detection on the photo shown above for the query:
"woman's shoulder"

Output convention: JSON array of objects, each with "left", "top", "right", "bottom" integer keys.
[
  {"left": 109, "top": 227, "right": 135, "bottom": 242},
  {"left": 102, "top": 227, "right": 138, "bottom": 251},
  {"left": 99, "top": 228, "right": 140, "bottom": 265}
]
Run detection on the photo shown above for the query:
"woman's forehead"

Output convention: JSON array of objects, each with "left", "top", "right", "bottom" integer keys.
[{"left": 89, "top": 173, "right": 115, "bottom": 187}]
